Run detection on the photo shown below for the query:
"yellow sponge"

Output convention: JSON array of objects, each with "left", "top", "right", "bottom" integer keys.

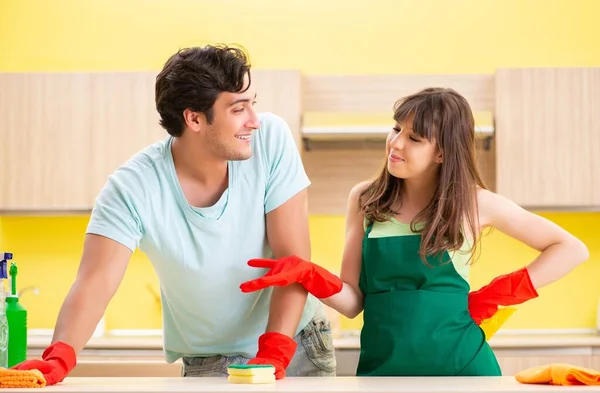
[{"left": 227, "top": 364, "right": 275, "bottom": 384}]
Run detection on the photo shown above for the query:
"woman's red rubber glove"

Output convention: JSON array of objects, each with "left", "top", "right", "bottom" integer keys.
[
  {"left": 240, "top": 255, "right": 343, "bottom": 299},
  {"left": 468, "top": 267, "right": 539, "bottom": 324},
  {"left": 247, "top": 332, "right": 297, "bottom": 379}
]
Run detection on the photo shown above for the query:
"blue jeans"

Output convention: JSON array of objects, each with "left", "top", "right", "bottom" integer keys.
[{"left": 181, "top": 307, "right": 337, "bottom": 377}]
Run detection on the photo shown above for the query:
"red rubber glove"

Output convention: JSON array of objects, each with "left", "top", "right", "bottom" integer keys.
[
  {"left": 469, "top": 267, "right": 539, "bottom": 324},
  {"left": 11, "top": 341, "right": 77, "bottom": 385},
  {"left": 247, "top": 332, "right": 297, "bottom": 379},
  {"left": 240, "top": 255, "right": 343, "bottom": 298}
]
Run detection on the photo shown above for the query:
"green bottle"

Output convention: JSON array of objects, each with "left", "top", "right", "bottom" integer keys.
[{"left": 6, "top": 260, "right": 27, "bottom": 367}]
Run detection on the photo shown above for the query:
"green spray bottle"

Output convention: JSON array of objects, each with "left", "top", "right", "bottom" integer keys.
[{"left": 6, "top": 258, "right": 27, "bottom": 367}]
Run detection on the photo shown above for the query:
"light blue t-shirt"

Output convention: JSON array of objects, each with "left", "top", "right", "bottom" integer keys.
[{"left": 86, "top": 112, "right": 320, "bottom": 363}]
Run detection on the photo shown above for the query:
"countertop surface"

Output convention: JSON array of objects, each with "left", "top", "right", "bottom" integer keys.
[
  {"left": 27, "top": 333, "right": 600, "bottom": 350},
  {"left": 4, "top": 377, "right": 600, "bottom": 393}
]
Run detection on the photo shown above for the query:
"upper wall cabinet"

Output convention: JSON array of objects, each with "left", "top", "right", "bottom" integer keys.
[
  {"left": 0, "top": 73, "right": 96, "bottom": 210},
  {"left": 0, "top": 70, "right": 302, "bottom": 211},
  {"left": 0, "top": 72, "right": 165, "bottom": 211},
  {"left": 495, "top": 67, "right": 600, "bottom": 208},
  {"left": 252, "top": 70, "right": 302, "bottom": 150}
]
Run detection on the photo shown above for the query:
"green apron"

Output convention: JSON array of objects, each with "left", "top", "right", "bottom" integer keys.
[{"left": 356, "top": 223, "right": 501, "bottom": 376}]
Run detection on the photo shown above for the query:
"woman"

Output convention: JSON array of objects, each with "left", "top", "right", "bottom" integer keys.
[{"left": 240, "top": 87, "right": 589, "bottom": 376}]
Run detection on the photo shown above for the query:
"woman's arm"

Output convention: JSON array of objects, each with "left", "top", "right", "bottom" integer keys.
[
  {"left": 240, "top": 182, "right": 371, "bottom": 319},
  {"left": 319, "top": 181, "right": 370, "bottom": 318},
  {"left": 477, "top": 188, "right": 589, "bottom": 289}
]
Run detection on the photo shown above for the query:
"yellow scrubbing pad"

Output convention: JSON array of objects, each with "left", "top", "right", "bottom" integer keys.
[
  {"left": 227, "top": 364, "right": 275, "bottom": 384},
  {"left": 0, "top": 367, "right": 47, "bottom": 388},
  {"left": 479, "top": 306, "right": 517, "bottom": 340}
]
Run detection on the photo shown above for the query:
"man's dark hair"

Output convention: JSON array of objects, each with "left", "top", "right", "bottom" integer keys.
[{"left": 155, "top": 44, "right": 251, "bottom": 137}]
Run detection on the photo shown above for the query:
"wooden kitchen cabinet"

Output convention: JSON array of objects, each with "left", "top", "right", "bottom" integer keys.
[
  {"left": 87, "top": 72, "right": 166, "bottom": 205},
  {"left": 303, "top": 138, "right": 496, "bottom": 215},
  {"left": 494, "top": 352, "right": 593, "bottom": 376},
  {"left": 0, "top": 72, "right": 162, "bottom": 211},
  {"left": 0, "top": 70, "right": 302, "bottom": 211},
  {"left": 69, "top": 360, "right": 182, "bottom": 377},
  {"left": 0, "top": 73, "right": 95, "bottom": 210},
  {"left": 334, "top": 348, "right": 599, "bottom": 377},
  {"left": 494, "top": 67, "right": 600, "bottom": 208}
]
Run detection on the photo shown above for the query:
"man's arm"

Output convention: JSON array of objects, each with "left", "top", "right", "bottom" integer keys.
[
  {"left": 13, "top": 174, "right": 143, "bottom": 385},
  {"left": 246, "top": 113, "right": 312, "bottom": 379},
  {"left": 52, "top": 234, "right": 132, "bottom": 352},
  {"left": 264, "top": 189, "right": 311, "bottom": 337},
  {"left": 12, "top": 234, "right": 132, "bottom": 385}
]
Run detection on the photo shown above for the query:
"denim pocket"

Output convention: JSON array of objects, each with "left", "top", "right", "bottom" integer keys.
[
  {"left": 300, "top": 316, "right": 337, "bottom": 374},
  {"left": 182, "top": 355, "right": 243, "bottom": 377}
]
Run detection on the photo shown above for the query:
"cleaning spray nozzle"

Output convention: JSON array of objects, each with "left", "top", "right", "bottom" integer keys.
[
  {"left": 9, "top": 263, "right": 18, "bottom": 297},
  {"left": 0, "top": 253, "right": 11, "bottom": 280}
]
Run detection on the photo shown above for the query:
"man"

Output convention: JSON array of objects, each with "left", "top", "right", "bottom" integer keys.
[{"left": 13, "top": 45, "right": 336, "bottom": 384}]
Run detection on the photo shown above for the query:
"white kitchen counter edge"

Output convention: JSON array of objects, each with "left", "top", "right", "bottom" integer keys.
[{"left": 5, "top": 376, "right": 599, "bottom": 393}]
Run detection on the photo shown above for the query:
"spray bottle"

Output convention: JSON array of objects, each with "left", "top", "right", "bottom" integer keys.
[
  {"left": 6, "top": 254, "right": 27, "bottom": 367},
  {"left": 0, "top": 253, "right": 10, "bottom": 368}
]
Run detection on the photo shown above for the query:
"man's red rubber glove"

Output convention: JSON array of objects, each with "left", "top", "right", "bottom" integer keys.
[
  {"left": 11, "top": 341, "right": 77, "bottom": 385},
  {"left": 247, "top": 332, "right": 297, "bottom": 379},
  {"left": 240, "top": 255, "right": 343, "bottom": 299},
  {"left": 468, "top": 267, "right": 539, "bottom": 324}
]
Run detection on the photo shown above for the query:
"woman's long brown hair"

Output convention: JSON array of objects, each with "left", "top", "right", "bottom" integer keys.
[{"left": 359, "top": 87, "right": 488, "bottom": 265}]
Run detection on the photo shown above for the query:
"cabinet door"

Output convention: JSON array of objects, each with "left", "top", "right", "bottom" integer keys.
[
  {"left": 0, "top": 73, "right": 94, "bottom": 210},
  {"left": 0, "top": 72, "right": 164, "bottom": 210},
  {"left": 252, "top": 70, "right": 302, "bottom": 150},
  {"left": 495, "top": 68, "right": 600, "bottom": 207},
  {"left": 0, "top": 70, "right": 303, "bottom": 211},
  {"left": 88, "top": 72, "right": 165, "bottom": 204},
  {"left": 591, "top": 75, "right": 600, "bottom": 206},
  {"left": 495, "top": 353, "right": 592, "bottom": 376}
]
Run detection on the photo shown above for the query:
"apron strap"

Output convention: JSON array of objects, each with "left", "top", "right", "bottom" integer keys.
[{"left": 365, "top": 221, "right": 374, "bottom": 237}]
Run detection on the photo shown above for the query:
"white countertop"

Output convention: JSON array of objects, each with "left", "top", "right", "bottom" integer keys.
[
  {"left": 4, "top": 376, "right": 598, "bottom": 393},
  {"left": 27, "top": 333, "right": 600, "bottom": 351}
]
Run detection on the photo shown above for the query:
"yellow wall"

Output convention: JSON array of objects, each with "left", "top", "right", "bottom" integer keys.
[
  {"left": 310, "top": 214, "right": 600, "bottom": 331},
  {"left": 1, "top": 0, "right": 599, "bottom": 332},
  {"left": 1, "top": 0, "right": 599, "bottom": 73},
  {"left": 0, "top": 213, "right": 599, "bottom": 331}
]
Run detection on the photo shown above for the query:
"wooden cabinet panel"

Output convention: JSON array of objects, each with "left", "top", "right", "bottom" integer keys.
[
  {"left": 70, "top": 361, "right": 181, "bottom": 377},
  {"left": 252, "top": 70, "right": 302, "bottom": 150},
  {"left": 0, "top": 73, "right": 94, "bottom": 210},
  {"left": 304, "top": 141, "right": 385, "bottom": 215},
  {"left": 88, "top": 72, "right": 165, "bottom": 204},
  {"left": 495, "top": 354, "right": 592, "bottom": 376},
  {"left": 593, "top": 355, "right": 600, "bottom": 370},
  {"left": 334, "top": 349, "right": 598, "bottom": 377},
  {"left": 495, "top": 67, "right": 600, "bottom": 207},
  {"left": 0, "top": 70, "right": 301, "bottom": 211},
  {"left": 304, "top": 139, "right": 495, "bottom": 215},
  {"left": 591, "top": 72, "right": 600, "bottom": 206}
]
